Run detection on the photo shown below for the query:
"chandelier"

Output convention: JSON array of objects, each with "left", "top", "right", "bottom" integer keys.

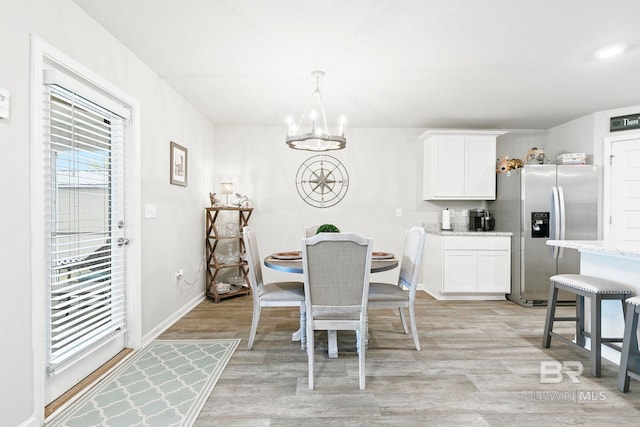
[{"left": 286, "top": 70, "right": 346, "bottom": 151}]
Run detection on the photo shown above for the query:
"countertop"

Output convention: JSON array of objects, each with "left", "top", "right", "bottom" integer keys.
[
  {"left": 426, "top": 229, "right": 513, "bottom": 237},
  {"left": 546, "top": 240, "right": 640, "bottom": 259}
]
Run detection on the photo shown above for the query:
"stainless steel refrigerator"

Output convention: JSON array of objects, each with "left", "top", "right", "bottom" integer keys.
[{"left": 488, "top": 165, "right": 598, "bottom": 306}]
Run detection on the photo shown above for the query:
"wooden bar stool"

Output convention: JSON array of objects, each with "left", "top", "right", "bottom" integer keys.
[
  {"left": 618, "top": 296, "right": 640, "bottom": 392},
  {"left": 542, "top": 274, "right": 631, "bottom": 377}
]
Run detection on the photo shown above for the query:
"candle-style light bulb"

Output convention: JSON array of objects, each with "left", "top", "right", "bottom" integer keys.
[
  {"left": 286, "top": 116, "right": 293, "bottom": 136},
  {"left": 310, "top": 110, "right": 317, "bottom": 132}
]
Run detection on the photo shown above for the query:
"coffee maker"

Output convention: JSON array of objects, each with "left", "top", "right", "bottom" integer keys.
[{"left": 468, "top": 209, "right": 495, "bottom": 231}]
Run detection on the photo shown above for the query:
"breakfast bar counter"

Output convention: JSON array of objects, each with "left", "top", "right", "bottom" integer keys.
[{"left": 546, "top": 240, "right": 640, "bottom": 260}]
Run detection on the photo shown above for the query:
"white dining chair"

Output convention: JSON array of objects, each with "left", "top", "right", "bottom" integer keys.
[
  {"left": 368, "top": 226, "right": 426, "bottom": 350},
  {"left": 243, "top": 226, "right": 306, "bottom": 350},
  {"left": 302, "top": 232, "right": 373, "bottom": 390}
]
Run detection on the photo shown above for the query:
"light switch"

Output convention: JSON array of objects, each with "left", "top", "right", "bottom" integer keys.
[
  {"left": 144, "top": 203, "right": 157, "bottom": 219},
  {"left": 396, "top": 208, "right": 402, "bottom": 217},
  {"left": 0, "top": 87, "right": 10, "bottom": 120}
]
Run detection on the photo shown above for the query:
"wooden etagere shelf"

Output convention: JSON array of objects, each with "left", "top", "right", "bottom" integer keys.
[{"left": 205, "top": 206, "right": 253, "bottom": 302}]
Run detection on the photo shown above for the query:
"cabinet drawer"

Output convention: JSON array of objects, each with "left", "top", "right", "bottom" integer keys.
[{"left": 443, "top": 236, "right": 510, "bottom": 251}]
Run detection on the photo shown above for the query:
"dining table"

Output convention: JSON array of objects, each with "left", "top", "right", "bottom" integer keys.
[{"left": 264, "top": 250, "right": 399, "bottom": 358}]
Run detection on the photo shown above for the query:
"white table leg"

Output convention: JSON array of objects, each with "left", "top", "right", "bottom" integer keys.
[{"left": 328, "top": 330, "right": 338, "bottom": 358}]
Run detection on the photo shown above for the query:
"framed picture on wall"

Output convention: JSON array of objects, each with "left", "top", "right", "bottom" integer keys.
[{"left": 170, "top": 141, "right": 188, "bottom": 186}]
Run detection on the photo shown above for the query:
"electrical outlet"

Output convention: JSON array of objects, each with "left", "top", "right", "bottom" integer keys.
[{"left": 175, "top": 268, "right": 184, "bottom": 281}]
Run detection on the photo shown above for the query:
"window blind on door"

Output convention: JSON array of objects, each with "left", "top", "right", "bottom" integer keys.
[{"left": 44, "top": 81, "right": 127, "bottom": 375}]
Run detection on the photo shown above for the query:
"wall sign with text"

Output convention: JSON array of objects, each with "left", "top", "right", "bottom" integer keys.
[{"left": 610, "top": 113, "right": 640, "bottom": 132}]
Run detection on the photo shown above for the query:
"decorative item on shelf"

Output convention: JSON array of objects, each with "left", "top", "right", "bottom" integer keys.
[
  {"left": 223, "top": 240, "right": 239, "bottom": 264},
  {"left": 556, "top": 153, "right": 587, "bottom": 165},
  {"left": 286, "top": 70, "right": 346, "bottom": 152},
  {"left": 215, "top": 282, "right": 231, "bottom": 294},
  {"left": 316, "top": 224, "right": 340, "bottom": 233},
  {"left": 231, "top": 193, "right": 250, "bottom": 207},
  {"left": 508, "top": 158, "right": 524, "bottom": 170},
  {"left": 496, "top": 155, "right": 510, "bottom": 173},
  {"left": 496, "top": 155, "right": 523, "bottom": 174},
  {"left": 220, "top": 182, "right": 234, "bottom": 205},
  {"left": 526, "top": 147, "right": 546, "bottom": 164},
  {"left": 224, "top": 223, "right": 240, "bottom": 238},
  {"left": 209, "top": 192, "right": 222, "bottom": 206}
]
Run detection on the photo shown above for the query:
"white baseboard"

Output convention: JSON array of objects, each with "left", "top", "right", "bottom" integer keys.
[
  {"left": 142, "top": 293, "right": 205, "bottom": 347},
  {"left": 424, "top": 288, "right": 507, "bottom": 301},
  {"left": 16, "top": 415, "right": 38, "bottom": 427}
]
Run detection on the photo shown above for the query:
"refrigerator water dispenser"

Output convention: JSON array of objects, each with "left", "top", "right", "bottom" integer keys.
[{"left": 531, "top": 212, "right": 549, "bottom": 238}]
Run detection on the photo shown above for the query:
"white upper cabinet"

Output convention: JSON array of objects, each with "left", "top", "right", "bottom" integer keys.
[{"left": 422, "top": 129, "right": 507, "bottom": 200}]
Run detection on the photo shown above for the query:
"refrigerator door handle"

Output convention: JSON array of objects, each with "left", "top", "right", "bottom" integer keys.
[
  {"left": 551, "top": 186, "right": 560, "bottom": 259},
  {"left": 558, "top": 186, "right": 566, "bottom": 258}
]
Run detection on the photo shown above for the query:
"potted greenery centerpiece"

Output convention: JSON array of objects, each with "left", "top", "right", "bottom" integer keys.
[{"left": 316, "top": 224, "right": 340, "bottom": 233}]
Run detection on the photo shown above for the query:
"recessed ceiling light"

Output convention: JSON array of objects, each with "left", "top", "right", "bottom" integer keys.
[{"left": 594, "top": 43, "right": 627, "bottom": 60}]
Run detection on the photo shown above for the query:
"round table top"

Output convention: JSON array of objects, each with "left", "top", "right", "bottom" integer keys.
[{"left": 264, "top": 253, "right": 399, "bottom": 274}]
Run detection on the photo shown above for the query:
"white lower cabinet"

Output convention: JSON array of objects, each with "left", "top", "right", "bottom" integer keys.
[{"left": 424, "top": 233, "right": 511, "bottom": 300}]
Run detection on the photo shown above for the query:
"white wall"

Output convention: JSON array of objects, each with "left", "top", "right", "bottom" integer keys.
[
  {"left": 1, "top": 1, "right": 214, "bottom": 425},
  {"left": 212, "top": 126, "right": 429, "bottom": 285}
]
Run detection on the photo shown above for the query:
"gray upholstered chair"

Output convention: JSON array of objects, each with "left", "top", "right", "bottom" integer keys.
[
  {"left": 368, "top": 226, "right": 426, "bottom": 350},
  {"left": 302, "top": 232, "right": 373, "bottom": 390},
  {"left": 243, "top": 226, "right": 306, "bottom": 350}
]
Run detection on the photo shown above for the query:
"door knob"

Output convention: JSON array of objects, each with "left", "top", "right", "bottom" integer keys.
[{"left": 117, "top": 237, "right": 129, "bottom": 246}]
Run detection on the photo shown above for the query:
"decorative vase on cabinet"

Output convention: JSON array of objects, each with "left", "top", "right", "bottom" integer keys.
[
  {"left": 421, "top": 129, "right": 508, "bottom": 200},
  {"left": 205, "top": 206, "right": 253, "bottom": 302}
]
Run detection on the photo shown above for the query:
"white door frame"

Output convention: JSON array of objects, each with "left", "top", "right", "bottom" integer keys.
[
  {"left": 30, "top": 36, "right": 142, "bottom": 423},
  {"left": 603, "top": 131, "right": 640, "bottom": 241}
]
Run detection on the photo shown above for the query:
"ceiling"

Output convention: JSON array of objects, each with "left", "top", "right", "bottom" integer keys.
[{"left": 72, "top": 0, "right": 640, "bottom": 130}]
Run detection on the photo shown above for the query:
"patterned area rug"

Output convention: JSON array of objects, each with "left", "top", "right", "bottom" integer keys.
[{"left": 48, "top": 339, "right": 240, "bottom": 427}]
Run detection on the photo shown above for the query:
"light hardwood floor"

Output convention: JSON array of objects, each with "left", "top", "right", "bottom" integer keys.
[{"left": 159, "top": 292, "right": 640, "bottom": 426}]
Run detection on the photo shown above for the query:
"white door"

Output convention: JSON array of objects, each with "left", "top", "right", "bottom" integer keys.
[
  {"left": 608, "top": 138, "right": 640, "bottom": 242},
  {"left": 43, "top": 81, "right": 129, "bottom": 404}
]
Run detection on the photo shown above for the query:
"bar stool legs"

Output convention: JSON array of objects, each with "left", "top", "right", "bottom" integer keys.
[
  {"left": 542, "top": 274, "right": 631, "bottom": 378},
  {"left": 618, "top": 297, "right": 640, "bottom": 392},
  {"left": 542, "top": 283, "right": 566, "bottom": 348}
]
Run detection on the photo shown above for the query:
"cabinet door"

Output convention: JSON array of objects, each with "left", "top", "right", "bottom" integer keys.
[
  {"left": 477, "top": 251, "right": 510, "bottom": 292},
  {"left": 430, "top": 136, "right": 465, "bottom": 198},
  {"left": 443, "top": 251, "right": 477, "bottom": 292},
  {"left": 465, "top": 136, "right": 497, "bottom": 199}
]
